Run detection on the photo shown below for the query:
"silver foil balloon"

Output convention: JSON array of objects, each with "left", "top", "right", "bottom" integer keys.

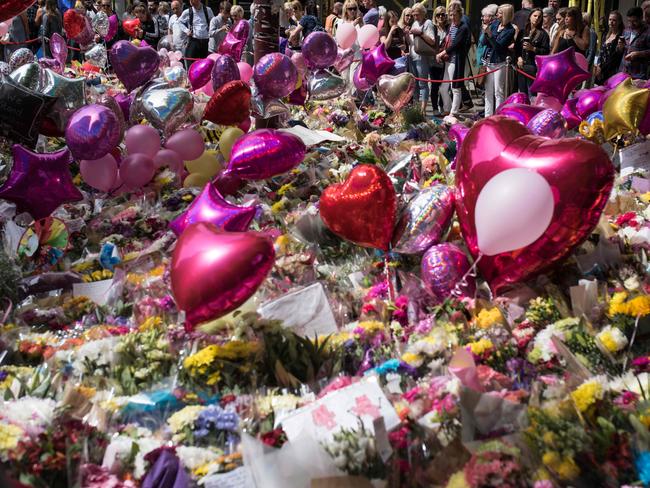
[
  {"left": 163, "top": 65, "right": 188, "bottom": 88},
  {"left": 9, "top": 62, "right": 43, "bottom": 91},
  {"left": 92, "top": 11, "right": 109, "bottom": 37},
  {"left": 85, "top": 43, "right": 108, "bottom": 68},
  {"left": 251, "top": 94, "right": 289, "bottom": 119},
  {"left": 0, "top": 62, "right": 10, "bottom": 76},
  {"left": 308, "top": 69, "right": 346, "bottom": 101},
  {"left": 40, "top": 69, "right": 86, "bottom": 131},
  {"left": 131, "top": 87, "right": 193, "bottom": 137},
  {"left": 9, "top": 48, "right": 35, "bottom": 72},
  {"left": 392, "top": 185, "right": 455, "bottom": 254}
]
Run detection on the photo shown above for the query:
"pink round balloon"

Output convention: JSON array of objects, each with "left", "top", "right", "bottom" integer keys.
[
  {"left": 336, "top": 22, "right": 357, "bottom": 50},
  {"left": 212, "top": 54, "right": 240, "bottom": 92},
  {"left": 237, "top": 62, "right": 253, "bottom": 83},
  {"left": 252, "top": 53, "right": 297, "bottom": 99},
  {"left": 226, "top": 129, "right": 306, "bottom": 180},
  {"left": 199, "top": 82, "right": 214, "bottom": 96},
  {"left": 125, "top": 125, "right": 160, "bottom": 157},
  {"left": 575, "top": 52, "right": 588, "bottom": 71},
  {"left": 499, "top": 92, "right": 530, "bottom": 109},
  {"left": 170, "top": 223, "right": 275, "bottom": 329},
  {"left": 357, "top": 24, "right": 379, "bottom": 50},
  {"left": 169, "top": 182, "right": 257, "bottom": 235},
  {"left": 421, "top": 243, "right": 475, "bottom": 304},
  {"left": 208, "top": 53, "right": 220, "bottom": 61},
  {"left": 153, "top": 148, "right": 183, "bottom": 171},
  {"left": 165, "top": 128, "right": 204, "bottom": 161},
  {"left": 188, "top": 57, "right": 215, "bottom": 90},
  {"left": 121, "top": 153, "right": 155, "bottom": 187},
  {"left": 80, "top": 153, "right": 118, "bottom": 192},
  {"left": 65, "top": 104, "right": 121, "bottom": 161},
  {"left": 561, "top": 97, "right": 582, "bottom": 129},
  {"left": 302, "top": 31, "right": 338, "bottom": 69}
]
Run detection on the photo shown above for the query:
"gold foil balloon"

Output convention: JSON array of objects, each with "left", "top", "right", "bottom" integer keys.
[{"left": 602, "top": 78, "right": 650, "bottom": 141}]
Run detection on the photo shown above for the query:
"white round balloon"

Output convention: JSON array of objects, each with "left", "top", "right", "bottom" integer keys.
[{"left": 475, "top": 168, "right": 554, "bottom": 256}]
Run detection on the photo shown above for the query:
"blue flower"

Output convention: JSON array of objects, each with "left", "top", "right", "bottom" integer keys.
[{"left": 635, "top": 451, "right": 650, "bottom": 486}]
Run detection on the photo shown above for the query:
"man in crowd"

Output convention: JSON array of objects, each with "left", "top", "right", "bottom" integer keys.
[
  {"left": 168, "top": 0, "right": 186, "bottom": 51},
  {"left": 208, "top": 1, "right": 231, "bottom": 53},
  {"left": 178, "top": 0, "right": 214, "bottom": 66},
  {"left": 542, "top": 7, "right": 554, "bottom": 35},
  {"left": 547, "top": 0, "right": 559, "bottom": 14},
  {"left": 361, "top": 0, "right": 378, "bottom": 27},
  {"left": 326, "top": 2, "right": 342, "bottom": 36},
  {"left": 513, "top": 0, "right": 532, "bottom": 32},
  {"left": 620, "top": 6, "right": 650, "bottom": 80}
]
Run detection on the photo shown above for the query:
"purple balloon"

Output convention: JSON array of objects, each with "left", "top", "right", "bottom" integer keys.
[
  {"left": 561, "top": 97, "right": 581, "bottom": 129},
  {"left": 529, "top": 48, "right": 590, "bottom": 103},
  {"left": 169, "top": 183, "right": 257, "bottom": 235},
  {"left": 189, "top": 57, "right": 215, "bottom": 90},
  {"left": 421, "top": 243, "right": 475, "bottom": 304},
  {"left": 232, "top": 19, "right": 250, "bottom": 40},
  {"left": 448, "top": 123, "right": 470, "bottom": 169},
  {"left": 50, "top": 33, "right": 67, "bottom": 70},
  {"left": 106, "top": 14, "right": 118, "bottom": 41},
  {"left": 576, "top": 86, "right": 607, "bottom": 119},
  {"left": 114, "top": 92, "right": 135, "bottom": 120},
  {"left": 109, "top": 41, "right": 160, "bottom": 92},
  {"left": 359, "top": 43, "right": 395, "bottom": 85},
  {"left": 526, "top": 109, "right": 567, "bottom": 138},
  {"left": 353, "top": 65, "right": 372, "bottom": 91},
  {"left": 495, "top": 103, "right": 545, "bottom": 125},
  {"left": 604, "top": 72, "right": 630, "bottom": 90},
  {"left": 497, "top": 92, "right": 530, "bottom": 112},
  {"left": 253, "top": 53, "right": 298, "bottom": 99},
  {"left": 65, "top": 104, "right": 121, "bottom": 161},
  {"left": 302, "top": 31, "right": 338, "bottom": 69},
  {"left": 0, "top": 145, "right": 82, "bottom": 220},
  {"left": 74, "top": 16, "right": 95, "bottom": 47},
  {"left": 333, "top": 48, "right": 354, "bottom": 72},
  {"left": 598, "top": 87, "right": 615, "bottom": 111},
  {"left": 212, "top": 54, "right": 240, "bottom": 92},
  {"left": 226, "top": 129, "right": 306, "bottom": 180}
]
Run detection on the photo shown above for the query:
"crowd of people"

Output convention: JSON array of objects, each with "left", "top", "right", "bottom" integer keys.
[{"left": 2, "top": 0, "right": 650, "bottom": 117}]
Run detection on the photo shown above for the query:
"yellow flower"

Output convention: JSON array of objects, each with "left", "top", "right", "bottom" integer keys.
[
  {"left": 401, "top": 352, "right": 423, "bottom": 367},
  {"left": 640, "top": 192, "right": 650, "bottom": 203},
  {"left": 475, "top": 308, "right": 504, "bottom": 329},
  {"left": 639, "top": 407, "right": 650, "bottom": 428},
  {"left": 271, "top": 200, "right": 286, "bottom": 214},
  {"left": 277, "top": 183, "right": 295, "bottom": 196},
  {"left": 557, "top": 457, "right": 580, "bottom": 480},
  {"left": 542, "top": 451, "right": 561, "bottom": 470},
  {"left": 542, "top": 431, "right": 556, "bottom": 447},
  {"left": 626, "top": 296, "right": 650, "bottom": 316},
  {"left": 184, "top": 345, "right": 219, "bottom": 373},
  {"left": 139, "top": 316, "right": 163, "bottom": 332},
  {"left": 608, "top": 292, "right": 628, "bottom": 316},
  {"left": 467, "top": 338, "right": 493, "bottom": 356},
  {"left": 167, "top": 405, "right": 204, "bottom": 433},
  {"left": 357, "top": 321, "right": 385, "bottom": 336},
  {"left": 445, "top": 470, "right": 470, "bottom": 488},
  {"left": 206, "top": 371, "right": 221, "bottom": 386},
  {"left": 275, "top": 234, "right": 290, "bottom": 253},
  {"left": 571, "top": 380, "right": 604, "bottom": 413},
  {"left": 0, "top": 423, "right": 24, "bottom": 451}
]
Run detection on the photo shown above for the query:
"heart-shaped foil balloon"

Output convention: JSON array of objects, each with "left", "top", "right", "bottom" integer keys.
[
  {"left": 455, "top": 116, "right": 614, "bottom": 292},
  {"left": 226, "top": 129, "right": 306, "bottom": 180},
  {"left": 85, "top": 43, "right": 108, "bottom": 68},
  {"left": 63, "top": 9, "right": 86, "bottom": 38},
  {"left": 203, "top": 80, "right": 251, "bottom": 126},
  {"left": 170, "top": 223, "right": 275, "bottom": 329},
  {"left": 320, "top": 164, "right": 397, "bottom": 251},
  {"left": 9, "top": 48, "right": 34, "bottom": 72},
  {"left": 122, "top": 17, "right": 141, "bottom": 37},
  {"left": 92, "top": 11, "right": 109, "bottom": 37},
  {"left": 131, "top": 87, "right": 193, "bottom": 137},
  {"left": 333, "top": 48, "right": 354, "bottom": 73},
  {"left": 109, "top": 40, "right": 159, "bottom": 92},
  {"left": 495, "top": 103, "right": 545, "bottom": 125},
  {"left": 377, "top": 72, "right": 415, "bottom": 112},
  {"left": 163, "top": 65, "right": 188, "bottom": 87},
  {"left": 1, "top": 0, "right": 37, "bottom": 23},
  {"left": 308, "top": 70, "right": 346, "bottom": 101}
]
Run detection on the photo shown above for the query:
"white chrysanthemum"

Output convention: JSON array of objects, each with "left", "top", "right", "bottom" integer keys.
[
  {"left": 596, "top": 325, "right": 629, "bottom": 353},
  {"left": 0, "top": 397, "right": 57, "bottom": 436},
  {"left": 609, "top": 372, "right": 650, "bottom": 396},
  {"left": 176, "top": 445, "right": 220, "bottom": 471},
  {"left": 530, "top": 319, "right": 579, "bottom": 362},
  {"left": 70, "top": 337, "right": 119, "bottom": 375}
]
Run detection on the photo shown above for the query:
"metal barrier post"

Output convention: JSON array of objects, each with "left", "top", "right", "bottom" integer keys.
[{"left": 505, "top": 56, "right": 512, "bottom": 96}]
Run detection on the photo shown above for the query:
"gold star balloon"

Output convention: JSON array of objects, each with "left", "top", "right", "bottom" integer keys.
[{"left": 602, "top": 78, "right": 650, "bottom": 141}]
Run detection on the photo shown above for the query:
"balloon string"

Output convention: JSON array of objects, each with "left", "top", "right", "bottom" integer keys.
[
  {"left": 449, "top": 253, "right": 482, "bottom": 300},
  {"left": 623, "top": 314, "right": 641, "bottom": 371},
  {"left": 384, "top": 254, "right": 395, "bottom": 304}
]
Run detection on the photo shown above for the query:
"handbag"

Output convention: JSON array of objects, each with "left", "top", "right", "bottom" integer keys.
[{"left": 413, "top": 21, "right": 436, "bottom": 56}]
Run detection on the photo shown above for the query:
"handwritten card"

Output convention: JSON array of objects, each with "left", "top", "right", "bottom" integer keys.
[
  {"left": 278, "top": 379, "right": 400, "bottom": 442},
  {"left": 620, "top": 140, "right": 650, "bottom": 176},
  {"left": 201, "top": 467, "right": 255, "bottom": 488},
  {"left": 280, "top": 126, "right": 347, "bottom": 146},
  {"left": 73, "top": 279, "right": 114, "bottom": 306}
]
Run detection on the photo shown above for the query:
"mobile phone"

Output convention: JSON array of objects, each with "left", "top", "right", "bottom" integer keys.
[{"left": 523, "top": 36, "right": 530, "bottom": 42}]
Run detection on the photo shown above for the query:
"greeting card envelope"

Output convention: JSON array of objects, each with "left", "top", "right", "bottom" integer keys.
[{"left": 258, "top": 283, "right": 338, "bottom": 337}]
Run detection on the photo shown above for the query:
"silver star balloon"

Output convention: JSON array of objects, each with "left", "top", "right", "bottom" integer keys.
[
  {"left": 9, "top": 62, "right": 44, "bottom": 92},
  {"left": 92, "top": 11, "right": 109, "bottom": 38},
  {"left": 40, "top": 69, "right": 86, "bottom": 131}
]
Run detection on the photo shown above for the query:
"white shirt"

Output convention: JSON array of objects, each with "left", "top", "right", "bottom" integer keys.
[
  {"left": 409, "top": 19, "right": 435, "bottom": 61},
  {"left": 169, "top": 13, "right": 186, "bottom": 50},
  {"left": 208, "top": 13, "right": 230, "bottom": 53},
  {"left": 549, "top": 22, "right": 559, "bottom": 47},
  {"left": 178, "top": 5, "right": 214, "bottom": 40}
]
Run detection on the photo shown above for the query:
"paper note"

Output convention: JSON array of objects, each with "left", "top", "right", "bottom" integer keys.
[
  {"left": 280, "top": 126, "right": 347, "bottom": 146},
  {"left": 620, "top": 140, "right": 650, "bottom": 176},
  {"left": 258, "top": 283, "right": 338, "bottom": 337},
  {"left": 632, "top": 176, "right": 650, "bottom": 193},
  {"left": 72, "top": 279, "right": 114, "bottom": 306},
  {"left": 202, "top": 467, "right": 255, "bottom": 488}
]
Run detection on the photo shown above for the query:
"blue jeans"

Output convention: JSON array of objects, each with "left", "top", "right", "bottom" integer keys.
[{"left": 412, "top": 57, "right": 430, "bottom": 103}]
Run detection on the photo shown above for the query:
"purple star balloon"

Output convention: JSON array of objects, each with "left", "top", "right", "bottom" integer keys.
[
  {"left": 0, "top": 145, "right": 83, "bottom": 220},
  {"left": 529, "top": 47, "right": 590, "bottom": 103},
  {"left": 359, "top": 44, "right": 395, "bottom": 85},
  {"left": 169, "top": 182, "right": 257, "bottom": 236}
]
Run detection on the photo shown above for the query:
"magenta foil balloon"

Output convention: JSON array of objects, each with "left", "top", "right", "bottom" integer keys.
[
  {"left": 169, "top": 183, "right": 257, "bottom": 236},
  {"left": 604, "top": 72, "right": 630, "bottom": 90},
  {"left": 65, "top": 104, "right": 121, "bottom": 161},
  {"left": 526, "top": 108, "right": 567, "bottom": 138},
  {"left": 49, "top": 33, "right": 67, "bottom": 70},
  {"left": 109, "top": 41, "right": 159, "bottom": 92},
  {"left": 497, "top": 92, "right": 530, "bottom": 112},
  {"left": 640, "top": 104, "right": 650, "bottom": 136},
  {"left": 211, "top": 54, "right": 240, "bottom": 92},
  {"left": 334, "top": 48, "right": 354, "bottom": 72},
  {"left": 218, "top": 20, "right": 249, "bottom": 62},
  {"left": 529, "top": 47, "right": 590, "bottom": 103},
  {"left": 353, "top": 65, "right": 372, "bottom": 91},
  {"left": 106, "top": 14, "right": 118, "bottom": 41},
  {"left": 496, "top": 103, "right": 544, "bottom": 125},
  {"left": 421, "top": 243, "right": 475, "bottom": 304},
  {"left": 561, "top": 97, "right": 581, "bottom": 129},
  {"left": 359, "top": 43, "right": 395, "bottom": 85},
  {"left": 0, "top": 145, "right": 82, "bottom": 220},
  {"left": 226, "top": 129, "right": 306, "bottom": 180},
  {"left": 302, "top": 31, "right": 338, "bottom": 69},
  {"left": 114, "top": 92, "right": 135, "bottom": 120},
  {"left": 253, "top": 53, "right": 298, "bottom": 99},
  {"left": 189, "top": 57, "right": 215, "bottom": 90},
  {"left": 171, "top": 223, "right": 275, "bottom": 329},
  {"left": 576, "top": 87, "right": 607, "bottom": 119}
]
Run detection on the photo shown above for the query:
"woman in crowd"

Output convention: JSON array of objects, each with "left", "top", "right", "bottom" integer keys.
[
  {"left": 481, "top": 3, "right": 515, "bottom": 116},
  {"left": 583, "top": 12, "right": 598, "bottom": 69},
  {"left": 516, "top": 7, "right": 549, "bottom": 95},
  {"left": 595, "top": 10, "right": 624, "bottom": 84},
  {"left": 428, "top": 6, "right": 448, "bottom": 115},
  {"left": 133, "top": 3, "right": 161, "bottom": 46},
  {"left": 340, "top": 0, "right": 362, "bottom": 94},
  {"left": 477, "top": 5, "right": 497, "bottom": 75},
  {"left": 41, "top": 0, "right": 63, "bottom": 57},
  {"left": 230, "top": 5, "right": 244, "bottom": 26},
  {"left": 288, "top": 1, "right": 321, "bottom": 49},
  {"left": 436, "top": 2, "right": 470, "bottom": 117},
  {"left": 380, "top": 10, "right": 407, "bottom": 60},
  {"left": 552, "top": 6, "right": 589, "bottom": 55},
  {"left": 408, "top": 3, "right": 436, "bottom": 114}
]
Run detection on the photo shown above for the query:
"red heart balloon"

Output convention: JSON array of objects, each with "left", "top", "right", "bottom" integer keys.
[
  {"left": 0, "top": 0, "right": 36, "bottom": 23},
  {"left": 203, "top": 80, "right": 251, "bottom": 126},
  {"left": 171, "top": 223, "right": 275, "bottom": 330},
  {"left": 63, "top": 9, "right": 86, "bottom": 39},
  {"left": 455, "top": 116, "right": 614, "bottom": 292},
  {"left": 320, "top": 164, "right": 397, "bottom": 251},
  {"left": 122, "top": 17, "right": 141, "bottom": 38}
]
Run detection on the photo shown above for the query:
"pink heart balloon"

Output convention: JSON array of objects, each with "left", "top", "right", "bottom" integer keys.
[
  {"left": 333, "top": 48, "right": 354, "bottom": 73},
  {"left": 109, "top": 40, "right": 159, "bottom": 92},
  {"left": 188, "top": 57, "right": 215, "bottom": 90},
  {"left": 169, "top": 183, "right": 257, "bottom": 235},
  {"left": 225, "top": 129, "right": 306, "bottom": 180},
  {"left": 170, "top": 223, "right": 275, "bottom": 329},
  {"left": 106, "top": 14, "right": 118, "bottom": 41},
  {"left": 455, "top": 116, "right": 614, "bottom": 292}
]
